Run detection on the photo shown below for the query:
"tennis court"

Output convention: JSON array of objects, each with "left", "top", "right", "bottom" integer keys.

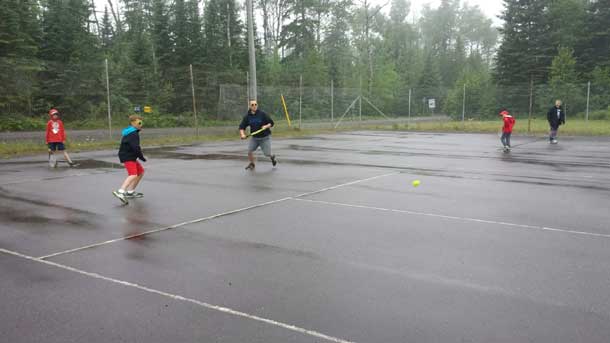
[{"left": 2, "top": 131, "right": 610, "bottom": 343}]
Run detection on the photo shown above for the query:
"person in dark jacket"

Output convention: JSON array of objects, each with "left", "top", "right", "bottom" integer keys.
[
  {"left": 113, "top": 115, "right": 146, "bottom": 205},
  {"left": 547, "top": 99, "right": 565, "bottom": 144},
  {"left": 239, "top": 100, "right": 277, "bottom": 170}
]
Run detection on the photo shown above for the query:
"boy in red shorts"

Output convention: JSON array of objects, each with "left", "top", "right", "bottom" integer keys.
[{"left": 113, "top": 115, "right": 146, "bottom": 205}]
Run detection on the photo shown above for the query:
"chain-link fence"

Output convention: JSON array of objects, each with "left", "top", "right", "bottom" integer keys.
[{"left": 1, "top": 59, "right": 609, "bottom": 134}]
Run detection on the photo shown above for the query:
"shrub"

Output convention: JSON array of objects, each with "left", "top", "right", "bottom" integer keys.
[{"left": 0, "top": 115, "right": 46, "bottom": 131}]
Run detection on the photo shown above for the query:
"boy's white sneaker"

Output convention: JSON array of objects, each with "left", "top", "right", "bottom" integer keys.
[{"left": 112, "top": 190, "right": 129, "bottom": 205}]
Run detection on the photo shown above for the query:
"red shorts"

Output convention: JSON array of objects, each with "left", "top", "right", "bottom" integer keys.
[{"left": 124, "top": 161, "right": 144, "bottom": 176}]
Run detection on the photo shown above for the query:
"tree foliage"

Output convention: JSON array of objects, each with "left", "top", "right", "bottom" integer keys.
[{"left": 0, "top": 0, "right": 607, "bottom": 121}]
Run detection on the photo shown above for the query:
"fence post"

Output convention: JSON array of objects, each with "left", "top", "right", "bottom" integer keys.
[
  {"left": 105, "top": 58, "right": 112, "bottom": 139},
  {"left": 331, "top": 79, "right": 334, "bottom": 122},
  {"left": 585, "top": 81, "right": 591, "bottom": 122},
  {"left": 189, "top": 64, "right": 199, "bottom": 137},
  {"left": 359, "top": 76, "right": 362, "bottom": 123},
  {"left": 408, "top": 88, "right": 412, "bottom": 127},
  {"left": 299, "top": 74, "right": 302, "bottom": 128},
  {"left": 527, "top": 75, "right": 534, "bottom": 133},
  {"left": 462, "top": 83, "right": 466, "bottom": 123}
]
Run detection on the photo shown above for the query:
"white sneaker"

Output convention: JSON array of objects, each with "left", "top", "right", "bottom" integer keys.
[
  {"left": 112, "top": 190, "right": 129, "bottom": 205},
  {"left": 49, "top": 154, "right": 57, "bottom": 168},
  {"left": 551, "top": 139, "right": 558, "bottom": 144}
]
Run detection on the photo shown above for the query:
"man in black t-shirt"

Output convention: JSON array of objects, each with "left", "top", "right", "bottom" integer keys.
[{"left": 239, "top": 100, "right": 278, "bottom": 170}]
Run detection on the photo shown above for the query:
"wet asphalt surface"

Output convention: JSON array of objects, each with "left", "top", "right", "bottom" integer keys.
[{"left": 1, "top": 132, "right": 610, "bottom": 343}]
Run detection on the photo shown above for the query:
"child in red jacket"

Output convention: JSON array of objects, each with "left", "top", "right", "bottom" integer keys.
[
  {"left": 46, "top": 108, "right": 77, "bottom": 167},
  {"left": 499, "top": 109, "right": 515, "bottom": 151}
]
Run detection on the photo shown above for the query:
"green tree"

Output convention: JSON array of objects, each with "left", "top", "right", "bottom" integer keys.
[
  {"left": 416, "top": 53, "right": 442, "bottom": 114},
  {"left": 546, "top": 47, "right": 582, "bottom": 114},
  {"left": 323, "top": 0, "right": 353, "bottom": 87},
  {"left": 548, "top": 0, "right": 586, "bottom": 50},
  {"left": 0, "top": 0, "right": 42, "bottom": 114},
  {"left": 495, "top": 0, "right": 554, "bottom": 85},
  {"left": 40, "top": 0, "right": 103, "bottom": 119},
  {"left": 577, "top": 0, "right": 610, "bottom": 73},
  {"left": 280, "top": 0, "right": 317, "bottom": 61},
  {"left": 100, "top": 6, "right": 115, "bottom": 51},
  {"left": 444, "top": 66, "right": 495, "bottom": 119},
  {"left": 203, "top": 0, "right": 246, "bottom": 70},
  {"left": 151, "top": 0, "right": 172, "bottom": 77}
]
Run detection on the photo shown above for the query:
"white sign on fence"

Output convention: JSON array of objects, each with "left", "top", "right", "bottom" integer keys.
[{"left": 428, "top": 99, "right": 436, "bottom": 109}]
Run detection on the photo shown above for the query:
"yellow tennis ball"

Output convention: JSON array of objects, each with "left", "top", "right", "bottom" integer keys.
[{"left": 412, "top": 180, "right": 421, "bottom": 187}]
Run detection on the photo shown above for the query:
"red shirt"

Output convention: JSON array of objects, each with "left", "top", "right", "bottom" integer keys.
[
  {"left": 502, "top": 115, "right": 515, "bottom": 133},
  {"left": 46, "top": 119, "right": 66, "bottom": 143}
]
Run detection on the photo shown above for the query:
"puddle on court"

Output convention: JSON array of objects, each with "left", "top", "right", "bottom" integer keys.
[
  {"left": 70, "top": 159, "right": 123, "bottom": 169},
  {"left": 145, "top": 150, "right": 248, "bottom": 161},
  {"left": 0, "top": 206, "right": 93, "bottom": 227},
  {"left": 0, "top": 159, "right": 122, "bottom": 169},
  {"left": 0, "top": 191, "right": 96, "bottom": 228}
]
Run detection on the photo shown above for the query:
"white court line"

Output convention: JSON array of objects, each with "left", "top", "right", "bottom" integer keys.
[
  {"left": 1, "top": 247, "right": 357, "bottom": 343},
  {"left": 294, "top": 198, "right": 610, "bottom": 239},
  {"left": 39, "top": 172, "right": 399, "bottom": 260}
]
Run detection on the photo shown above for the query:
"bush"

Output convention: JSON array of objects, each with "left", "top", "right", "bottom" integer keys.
[
  {"left": 0, "top": 115, "right": 46, "bottom": 132},
  {"left": 573, "top": 108, "right": 610, "bottom": 120},
  {"left": 587, "top": 109, "right": 610, "bottom": 120}
]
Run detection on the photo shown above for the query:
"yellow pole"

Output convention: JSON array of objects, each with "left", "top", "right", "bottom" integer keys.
[{"left": 281, "top": 94, "right": 292, "bottom": 127}]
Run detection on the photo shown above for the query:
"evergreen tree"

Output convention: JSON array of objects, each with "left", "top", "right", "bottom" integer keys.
[
  {"left": 323, "top": 0, "right": 353, "bottom": 87},
  {"left": 151, "top": 0, "right": 172, "bottom": 76},
  {"left": 186, "top": 0, "right": 204, "bottom": 65},
  {"left": 577, "top": 0, "right": 610, "bottom": 73},
  {"left": 280, "top": 0, "right": 317, "bottom": 61},
  {"left": 547, "top": 47, "right": 582, "bottom": 113},
  {"left": 494, "top": 0, "right": 554, "bottom": 85},
  {"left": 548, "top": 0, "right": 586, "bottom": 51},
  {"left": 100, "top": 6, "right": 115, "bottom": 51},
  {"left": 40, "top": 0, "right": 103, "bottom": 119},
  {"left": 0, "top": 0, "right": 42, "bottom": 114},
  {"left": 203, "top": 0, "right": 246, "bottom": 70},
  {"left": 416, "top": 53, "right": 442, "bottom": 114}
]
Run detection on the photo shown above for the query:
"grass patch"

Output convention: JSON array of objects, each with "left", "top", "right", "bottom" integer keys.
[
  {"left": 0, "top": 124, "right": 337, "bottom": 159},
  {"left": 388, "top": 119, "right": 610, "bottom": 136}
]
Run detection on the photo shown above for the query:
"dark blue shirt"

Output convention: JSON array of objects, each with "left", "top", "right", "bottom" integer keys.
[{"left": 239, "top": 109, "right": 274, "bottom": 137}]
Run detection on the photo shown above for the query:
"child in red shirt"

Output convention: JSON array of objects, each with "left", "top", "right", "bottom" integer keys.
[
  {"left": 499, "top": 109, "right": 515, "bottom": 151},
  {"left": 46, "top": 108, "right": 77, "bottom": 167}
]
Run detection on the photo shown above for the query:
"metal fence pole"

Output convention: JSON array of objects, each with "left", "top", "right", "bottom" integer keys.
[
  {"left": 105, "top": 58, "right": 112, "bottom": 139},
  {"left": 299, "top": 74, "right": 302, "bottom": 128},
  {"left": 527, "top": 75, "right": 534, "bottom": 133},
  {"left": 408, "top": 88, "right": 412, "bottom": 127},
  {"left": 585, "top": 81, "right": 591, "bottom": 122},
  {"left": 462, "top": 83, "right": 466, "bottom": 123},
  {"left": 189, "top": 64, "right": 199, "bottom": 136},
  {"left": 246, "top": 0, "right": 257, "bottom": 100},
  {"left": 331, "top": 79, "right": 334, "bottom": 122},
  {"left": 359, "top": 76, "right": 362, "bottom": 122}
]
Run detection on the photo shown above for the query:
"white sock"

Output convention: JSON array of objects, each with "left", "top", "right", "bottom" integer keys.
[
  {"left": 118, "top": 189, "right": 125, "bottom": 194},
  {"left": 127, "top": 190, "right": 134, "bottom": 194}
]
